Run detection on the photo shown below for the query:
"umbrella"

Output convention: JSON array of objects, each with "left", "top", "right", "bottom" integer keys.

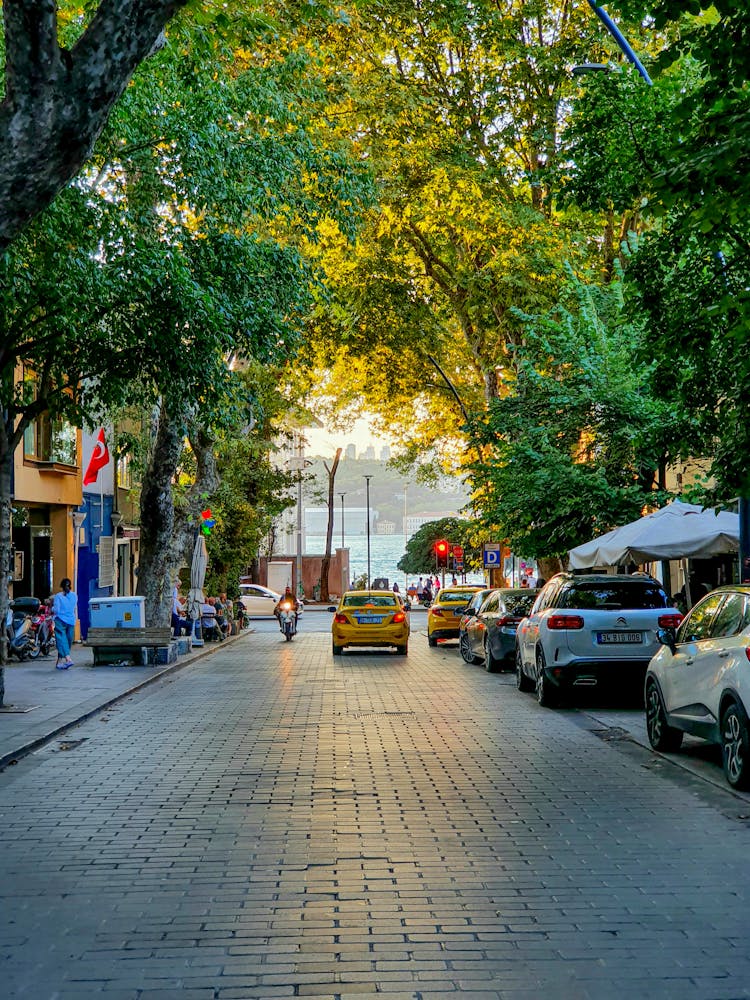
[
  {"left": 186, "top": 534, "right": 208, "bottom": 645},
  {"left": 568, "top": 501, "right": 739, "bottom": 569}
]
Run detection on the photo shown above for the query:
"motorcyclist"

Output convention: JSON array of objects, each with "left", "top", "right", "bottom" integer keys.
[{"left": 274, "top": 587, "right": 300, "bottom": 632}]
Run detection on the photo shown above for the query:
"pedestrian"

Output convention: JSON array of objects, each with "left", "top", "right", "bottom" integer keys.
[
  {"left": 417, "top": 577, "right": 424, "bottom": 601},
  {"left": 393, "top": 582, "right": 400, "bottom": 594},
  {"left": 451, "top": 576, "right": 458, "bottom": 587},
  {"left": 407, "top": 582, "right": 418, "bottom": 604},
  {"left": 52, "top": 577, "right": 77, "bottom": 669},
  {"left": 434, "top": 576, "right": 440, "bottom": 593}
]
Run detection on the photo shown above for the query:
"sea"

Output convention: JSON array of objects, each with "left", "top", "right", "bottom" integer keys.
[{"left": 306, "top": 535, "right": 485, "bottom": 590}]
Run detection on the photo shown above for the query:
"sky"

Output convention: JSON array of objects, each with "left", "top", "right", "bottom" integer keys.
[{"left": 303, "top": 417, "right": 392, "bottom": 459}]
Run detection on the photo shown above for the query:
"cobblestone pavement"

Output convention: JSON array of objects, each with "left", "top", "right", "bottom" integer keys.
[{"left": 3, "top": 623, "right": 750, "bottom": 1000}]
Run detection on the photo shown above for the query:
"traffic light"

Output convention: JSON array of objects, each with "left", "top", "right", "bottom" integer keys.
[{"left": 435, "top": 539, "right": 449, "bottom": 568}]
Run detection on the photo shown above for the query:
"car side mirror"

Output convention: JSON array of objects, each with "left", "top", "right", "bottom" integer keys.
[
  {"left": 463, "top": 607, "right": 476, "bottom": 617},
  {"left": 657, "top": 627, "right": 677, "bottom": 654},
  {"left": 327, "top": 606, "right": 337, "bottom": 613}
]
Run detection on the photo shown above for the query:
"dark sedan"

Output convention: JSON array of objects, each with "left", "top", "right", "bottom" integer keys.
[{"left": 460, "top": 588, "right": 538, "bottom": 672}]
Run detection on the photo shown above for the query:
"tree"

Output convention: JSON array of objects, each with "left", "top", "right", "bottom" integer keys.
[
  {"left": 0, "top": 0, "right": 187, "bottom": 250},
  {"left": 468, "top": 273, "right": 670, "bottom": 559},
  {"left": 319, "top": 448, "right": 342, "bottom": 603},
  {"left": 398, "top": 517, "right": 479, "bottom": 576}
]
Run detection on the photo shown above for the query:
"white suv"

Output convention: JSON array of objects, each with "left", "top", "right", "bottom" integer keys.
[
  {"left": 645, "top": 585, "right": 750, "bottom": 790},
  {"left": 516, "top": 573, "right": 678, "bottom": 707}
]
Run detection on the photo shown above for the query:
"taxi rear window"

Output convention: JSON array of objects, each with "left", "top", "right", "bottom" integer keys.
[
  {"left": 343, "top": 595, "right": 398, "bottom": 608},
  {"left": 440, "top": 591, "right": 479, "bottom": 603}
]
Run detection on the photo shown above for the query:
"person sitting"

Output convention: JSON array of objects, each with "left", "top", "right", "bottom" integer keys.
[
  {"left": 213, "top": 594, "right": 229, "bottom": 638},
  {"left": 200, "top": 599, "right": 222, "bottom": 641},
  {"left": 171, "top": 586, "right": 192, "bottom": 638},
  {"left": 274, "top": 587, "right": 300, "bottom": 631}
]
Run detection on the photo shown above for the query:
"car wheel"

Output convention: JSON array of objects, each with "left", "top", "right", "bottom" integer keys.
[
  {"left": 721, "top": 701, "right": 750, "bottom": 790},
  {"left": 516, "top": 646, "right": 533, "bottom": 692},
  {"left": 484, "top": 637, "right": 500, "bottom": 673},
  {"left": 459, "top": 631, "right": 479, "bottom": 664},
  {"left": 428, "top": 636, "right": 438, "bottom": 648},
  {"left": 535, "top": 647, "right": 558, "bottom": 708},
  {"left": 332, "top": 642, "right": 343, "bottom": 656},
  {"left": 645, "top": 680, "right": 683, "bottom": 752},
  {"left": 396, "top": 644, "right": 408, "bottom": 655}
]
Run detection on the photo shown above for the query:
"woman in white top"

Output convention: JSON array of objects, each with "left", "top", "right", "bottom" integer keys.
[{"left": 52, "top": 578, "right": 78, "bottom": 669}]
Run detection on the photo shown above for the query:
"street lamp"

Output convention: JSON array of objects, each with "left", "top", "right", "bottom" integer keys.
[
  {"left": 364, "top": 475, "right": 372, "bottom": 590},
  {"left": 339, "top": 492, "right": 346, "bottom": 550}
]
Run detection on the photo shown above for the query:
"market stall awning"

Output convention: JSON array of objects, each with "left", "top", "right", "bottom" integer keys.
[{"left": 568, "top": 501, "right": 739, "bottom": 569}]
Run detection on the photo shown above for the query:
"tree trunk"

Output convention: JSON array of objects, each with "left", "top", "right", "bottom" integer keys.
[
  {"left": 0, "top": 0, "right": 187, "bottom": 250},
  {"left": 538, "top": 555, "right": 564, "bottom": 582},
  {"left": 319, "top": 448, "right": 342, "bottom": 603},
  {"left": 136, "top": 402, "right": 184, "bottom": 627}
]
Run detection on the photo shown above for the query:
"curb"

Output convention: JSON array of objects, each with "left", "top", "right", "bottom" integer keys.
[{"left": 0, "top": 632, "right": 248, "bottom": 771}]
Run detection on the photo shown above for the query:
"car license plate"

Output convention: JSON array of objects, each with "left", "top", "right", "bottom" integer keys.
[
  {"left": 357, "top": 616, "right": 382, "bottom": 624},
  {"left": 597, "top": 631, "right": 643, "bottom": 644}
]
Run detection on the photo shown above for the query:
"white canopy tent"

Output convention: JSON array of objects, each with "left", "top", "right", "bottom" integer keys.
[{"left": 568, "top": 501, "right": 739, "bottom": 569}]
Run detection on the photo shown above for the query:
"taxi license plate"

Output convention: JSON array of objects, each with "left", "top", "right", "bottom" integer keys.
[
  {"left": 357, "top": 616, "right": 382, "bottom": 624},
  {"left": 597, "top": 631, "right": 643, "bottom": 644}
]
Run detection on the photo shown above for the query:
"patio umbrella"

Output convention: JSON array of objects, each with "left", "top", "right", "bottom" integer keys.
[
  {"left": 186, "top": 533, "right": 208, "bottom": 645},
  {"left": 568, "top": 501, "right": 739, "bottom": 568}
]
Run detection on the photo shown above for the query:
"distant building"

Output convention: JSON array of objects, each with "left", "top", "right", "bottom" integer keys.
[
  {"left": 405, "top": 513, "right": 456, "bottom": 539},
  {"left": 379, "top": 445, "right": 391, "bottom": 461},
  {"left": 345, "top": 443, "right": 356, "bottom": 460},
  {"left": 375, "top": 520, "right": 396, "bottom": 535},
  {"left": 362, "top": 445, "right": 376, "bottom": 460}
]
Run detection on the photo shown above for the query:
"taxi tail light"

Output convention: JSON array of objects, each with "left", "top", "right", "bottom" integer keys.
[
  {"left": 547, "top": 615, "right": 584, "bottom": 630},
  {"left": 431, "top": 608, "right": 444, "bottom": 618},
  {"left": 334, "top": 613, "right": 348, "bottom": 625},
  {"left": 392, "top": 611, "right": 406, "bottom": 623},
  {"left": 658, "top": 613, "right": 684, "bottom": 628}
]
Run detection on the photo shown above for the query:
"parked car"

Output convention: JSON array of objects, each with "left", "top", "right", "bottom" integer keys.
[
  {"left": 461, "top": 588, "right": 538, "bottom": 671},
  {"left": 458, "top": 588, "right": 494, "bottom": 658},
  {"left": 515, "top": 573, "right": 677, "bottom": 707},
  {"left": 328, "top": 590, "right": 409, "bottom": 655},
  {"left": 645, "top": 585, "right": 750, "bottom": 790},
  {"left": 427, "top": 586, "right": 484, "bottom": 647},
  {"left": 238, "top": 584, "right": 281, "bottom": 617}
]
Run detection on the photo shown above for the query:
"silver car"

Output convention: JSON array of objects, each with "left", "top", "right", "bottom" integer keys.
[
  {"left": 516, "top": 573, "right": 677, "bottom": 707},
  {"left": 645, "top": 585, "right": 750, "bottom": 790}
]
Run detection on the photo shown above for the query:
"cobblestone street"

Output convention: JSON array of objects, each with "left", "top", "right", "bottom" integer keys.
[{"left": 3, "top": 619, "right": 750, "bottom": 999}]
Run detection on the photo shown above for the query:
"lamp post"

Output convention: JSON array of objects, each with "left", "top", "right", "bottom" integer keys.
[
  {"left": 287, "top": 441, "right": 310, "bottom": 601},
  {"left": 339, "top": 492, "right": 346, "bottom": 550},
  {"left": 364, "top": 475, "right": 372, "bottom": 590}
]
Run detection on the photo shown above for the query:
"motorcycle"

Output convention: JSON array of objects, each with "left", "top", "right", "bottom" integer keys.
[
  {"left": 31, "top": 604, "right": 56, "bottom": 656},
  {"left": 278, "top": 601, "right": 297, "bottom": 642},
  {"left": 6, "top": 597, "right": 42, "bottom": 660}
]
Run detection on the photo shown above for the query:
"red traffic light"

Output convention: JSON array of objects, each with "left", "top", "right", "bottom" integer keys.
[{"left": 435, "top": 539, "right": 449, "bottom": 566}]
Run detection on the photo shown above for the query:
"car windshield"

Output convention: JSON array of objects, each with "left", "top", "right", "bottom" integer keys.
[
  {"left": 440, "top": 591, "right": 480, "bottom": 604},
  {"left": 343, "top": 595, "right": 398, "bottom": 608},
  {"left": 559, "top": 582, "right": 667, "bottom": 611}
]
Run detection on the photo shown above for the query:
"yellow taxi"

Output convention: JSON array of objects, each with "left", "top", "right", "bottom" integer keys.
[
  {"left": 427, "top": 586, "right": 485, "bottom": 647},
  {"left": 329, "top": 590, "right": 410, "bottom": 655}
]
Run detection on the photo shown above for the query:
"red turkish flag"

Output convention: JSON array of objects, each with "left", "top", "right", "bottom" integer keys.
[{"left": 83, "top": 428, "right": 110, "bottom": 486}]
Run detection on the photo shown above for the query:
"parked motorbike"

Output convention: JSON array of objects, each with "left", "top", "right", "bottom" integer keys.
[
  {"left": 31, "top": 604, "right": 55, "bottom": 656},
  {"left": 6, "top": 597, "right": 42, "bottom": 660},
  {"left": 278, "top": 601, "right": 297, "bottom": 642}
]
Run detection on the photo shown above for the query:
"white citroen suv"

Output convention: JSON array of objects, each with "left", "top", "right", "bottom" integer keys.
[
  {"left": 515, "top": 573, "right": 679, "bottom": 707},
  {"left": 645, "top": 585, "right": 750, "bottom": 790}
]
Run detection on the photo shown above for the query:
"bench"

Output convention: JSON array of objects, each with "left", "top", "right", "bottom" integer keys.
[{"left": 87, "top": 627, "right": 174, "bottom": 666}]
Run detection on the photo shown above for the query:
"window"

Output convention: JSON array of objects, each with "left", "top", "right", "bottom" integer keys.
[
  {"left": 710, "top": 594, "right": 750, "bottom": 639},
  {"left": 343, "top": 595, "right": 397, "bottom": 608},
  {"left": 503, "top": 593, "right": 537, "bottom": 617},
  {"left": 442, "top": 591, "right": 482, "bottom": 604},
  {"left": 481, "top": 595, "right": 500, "bottom": 614},
  {"left": 559, "top": 581, "right": 668, "bottom": 611},
  {"left": 678, "top": 593, "right": 725, "bottom": 643},
  {"left": 23, "top": 414, "right": 76, "bottom": 466}
]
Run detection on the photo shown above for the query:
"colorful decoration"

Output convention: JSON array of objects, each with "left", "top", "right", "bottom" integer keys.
[{"left": 200, "top": 509, "right": 215, "bottom": 536}]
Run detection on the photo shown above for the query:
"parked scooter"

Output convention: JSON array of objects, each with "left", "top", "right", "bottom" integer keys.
[
  {"left": 6, "top": 597, "right": 42, "bottom": 660},
  {"left": 278, "top": 601, "right": 297, "bottom": 641},
  {"left": 31, "top": 603, "right": 55, "bottom": 656}
]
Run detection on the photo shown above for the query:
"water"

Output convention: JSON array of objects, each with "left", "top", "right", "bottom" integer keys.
[{"left": 306, "top": 535, "right": 484, "bottom": 590}]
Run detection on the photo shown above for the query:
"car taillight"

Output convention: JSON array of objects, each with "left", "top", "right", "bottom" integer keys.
[
  {"left": 658, "top": 613, "right": 684, "bottom": 628},
  {"left": 392, "top": 611, "right": 406, "bottom": 623},
  {"left": 547, "top": 615, "right": 584, "bottom": 630},
  {"left": 496, "top": 616, "right": 520, "bottom": 627},
  {"left": 334, "top": 613, "right": 348, "bottom": 624},
  {"left": 431, "top": 608, "right": 444, "bottom": 618}
]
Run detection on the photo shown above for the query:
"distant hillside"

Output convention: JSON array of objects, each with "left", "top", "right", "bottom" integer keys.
[{"left": 302, "top": 456, "right": 469, "bottom": 530}]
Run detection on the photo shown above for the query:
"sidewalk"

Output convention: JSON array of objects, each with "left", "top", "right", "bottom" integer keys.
[{"left": 0, "top": 631, "right": 247, "bottom": 769}]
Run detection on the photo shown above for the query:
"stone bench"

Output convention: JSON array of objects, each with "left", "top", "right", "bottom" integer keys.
[{"left": 87, "top": 627, "right": 174, "bottom": 666}]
